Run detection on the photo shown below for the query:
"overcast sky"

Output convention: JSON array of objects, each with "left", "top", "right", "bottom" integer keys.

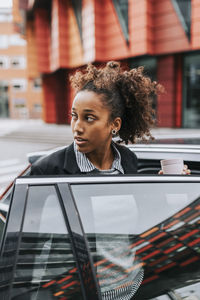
[{"left": 0, "top": 0, "right": 12, "bottom": 8}]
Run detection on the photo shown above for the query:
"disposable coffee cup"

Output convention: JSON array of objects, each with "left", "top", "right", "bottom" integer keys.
[{"left": 161, "top": 158, "right": 184, "bottom": 174}]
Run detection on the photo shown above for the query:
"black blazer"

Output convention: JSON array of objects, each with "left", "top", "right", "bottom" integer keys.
[{"left": 30, "top": 143, "right": 137, "bottom": 175}]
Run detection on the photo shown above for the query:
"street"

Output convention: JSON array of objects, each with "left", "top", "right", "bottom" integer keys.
[{"left": 0, "top": 119, "right": 73, "bottom": 194}]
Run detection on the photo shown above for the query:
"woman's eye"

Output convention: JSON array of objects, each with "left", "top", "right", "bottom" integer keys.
[
  {"left": 86, "top": 116, "right": 95, "bottom": 122},
  {"left": 70, "top": 113, "right": 77, "bottom": 120}
]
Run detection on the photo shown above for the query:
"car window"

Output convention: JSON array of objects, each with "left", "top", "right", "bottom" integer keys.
[
  {"left": 11, "top": 185, "right": 83, "bottom": 300},
  {"left": 0, "top": 185, "right": 13, "bottom": 248},
  {"left": 149, "top": 296, "right": 170, "bottom": 300},
  {"left": 71, "top": 182, "right": 200, "bottom": 299}
]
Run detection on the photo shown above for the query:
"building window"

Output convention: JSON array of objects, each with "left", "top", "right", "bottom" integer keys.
[
  {"left": 183, "top": 53, "right": 200, "bottom": 128},
  {"left": 71, "top": 0, "right": 82, "bottom": 42},
  {"left": 0, "top": 82, "right": 9, "bottom": 118},
  {"left": 0, "top": 12, "right": 12, "bottom": 22},
  {"left": 10, "top": 56, "right": 26, "bottom": 69},
  {"left": 112, "top": 0, "right": 129, "bottom": 43},
  {"left": 71, "top": 0, "right": 82, "bottom": 40},
  {"left": 0, "top": 56, "right": 9, "bottom": 69},
  {"left": 171, "top": 0, "right": 191, "bottom": 40},
  {"left": 33, "top": 103, "right": 42, "bottom": 112},
  {"left": 32, "top": 78, "right": 42, "bottom": 91},
  {"left": 12, "top": 98, "right": 26, "bottom": 109},
  {"left": 9, "top": 34, "right": 26, "bottom": 46},
  {"left": 129, "top": 56, "right": 157, "bottom": 82},
  {"left": 129, "top": 56, "right": 157, "bottom": 121},
  {"left": 0, "top": 35, "right": 9, "bottom": 49},
  {"left": 11, "top": 79, "right": 27, "bottom": 91}
]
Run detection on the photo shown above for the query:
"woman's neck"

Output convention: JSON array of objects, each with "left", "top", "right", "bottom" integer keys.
[{"left": 86, "top": 144, "right": 114, "bottom": 170}]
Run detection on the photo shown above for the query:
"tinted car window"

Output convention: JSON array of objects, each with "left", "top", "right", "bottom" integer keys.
[
  {"left": 0, "top": 185, "right": 13, "bottom": 248},
  {"left": 71, "top": 182, "right": 200, "bottom": 299},
  {"left": 11, "top": 185, "right": 83, "bottom": 300}
]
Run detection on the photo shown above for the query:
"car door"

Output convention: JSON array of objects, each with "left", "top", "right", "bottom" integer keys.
[
  {"left": 0, "top": 175, "right": 199, "bottom": 300},
  {"left": 68, "top": 175, "right": 200, "bottom": 299},
  {"left": 0, "top": 179, "right": 100, "bottom": 300}
]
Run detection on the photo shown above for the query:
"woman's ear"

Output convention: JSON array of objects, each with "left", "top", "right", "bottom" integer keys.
[{"left": 112, "top": 117, "right": 122, "bottom": 132}]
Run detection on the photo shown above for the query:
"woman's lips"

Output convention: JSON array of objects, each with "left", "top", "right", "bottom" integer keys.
[{"left": 75, "top": 137, "right": 88, "bottom": 146}]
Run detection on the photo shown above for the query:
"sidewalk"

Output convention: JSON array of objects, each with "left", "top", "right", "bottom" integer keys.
[
  {"left": 1, "top": 118, "right": 200, "bottom": 144},
  {"left": 0, "top": 119, "right": 73, "bottom": 145}
]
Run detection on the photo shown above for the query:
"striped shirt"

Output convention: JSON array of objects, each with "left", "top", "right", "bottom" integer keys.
[{"left": 74, "top": 141, "right": 124, "bottom": 174}]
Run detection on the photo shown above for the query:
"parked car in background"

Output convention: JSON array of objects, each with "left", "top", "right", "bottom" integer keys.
[{"left": 0, "top": 140, "right": 199, "bottom": 299}]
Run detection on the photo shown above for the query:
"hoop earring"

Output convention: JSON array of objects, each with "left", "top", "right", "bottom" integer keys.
[{"left": 112, "top": 129, "right": 117, "bottom": 136}]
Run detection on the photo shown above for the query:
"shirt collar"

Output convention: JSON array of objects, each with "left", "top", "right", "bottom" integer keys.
[{"left": 74, "top": 141, "right": 124, "bottom": 174}]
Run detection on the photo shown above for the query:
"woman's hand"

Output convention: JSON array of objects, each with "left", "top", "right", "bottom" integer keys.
[{"left": 158, "top": 165, "right": 191, "bottom": 175}]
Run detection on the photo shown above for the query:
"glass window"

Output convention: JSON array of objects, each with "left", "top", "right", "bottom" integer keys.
[
  {"left": 183, "top": 53, "right": 200, "bottom": 128},
  {"left": 32, "top": 77, "right": 42, "bottom": 90},
  {"left": 11, "top": 79, "right": 27, "bottom": 91},
  {"left": 174, "top": 282, "right": 200, "bottom": 299},
  {"left": 0, "top": 12, "right": 12, "bottom": 22},
  {"left": 71, "top": 182, "right": 200, "bottom": 299},
  {"left": 129, "top": 56, "right": 157, "bottom": 81},
  {"left": 112, "top": 0, "right": 129, "bottom": 43},
  {"left": 10, "top": 56, "right": 26, "bottom": 69},
  {"left": 129, "top": 56, "right": 157, "bottom": 119},
  {"left": 171, "top": 0, "right": 191, "bottom": 40},
  {"left": 149, "top": 296, "right": 170, "bottom": 300},
  {"left": 11, "top": 185, "right": 83, "bottom": 300},
  {"left": 71, "top": 0, "right": 82, "bottom": 41},
  {"left": 0, "top": 35, "right": 9, "bottom": 49},
  {"left": 12, "top": 98, "right": 26, "bottom": 109},
  {"left": 9, "top": 34, "right": 26, "bottom": 46},
  {"left": 0, "top": 82, "right": 9, "bottom": 117},
  {"left": 33, "top": 103, "right": 42, "bottom": 112},
  {"left": 0, "top": 186, "right": 13, "bottom": 247},
  {"left": 0, "top": 56, "right": 9, "bottom": 69}
]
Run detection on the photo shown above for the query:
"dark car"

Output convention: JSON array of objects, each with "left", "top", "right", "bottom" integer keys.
[
  {"left": 0, "top": 142, "right": 200, "bottom": 300},
  {"left": 0, "top": 173, "right": 200, "bottom": 300}
]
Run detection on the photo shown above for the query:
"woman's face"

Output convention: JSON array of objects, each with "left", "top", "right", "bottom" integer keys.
[{"left": 71, "top": 90, "right": 116, "bottom": 154}]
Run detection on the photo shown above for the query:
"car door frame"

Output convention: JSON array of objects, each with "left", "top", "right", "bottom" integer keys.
[
  {"left": 0, "top": 180, "right": 103, "bottom": 300},
  {"left": 1, "top": 174, "right": 200, "bottom": 300}
]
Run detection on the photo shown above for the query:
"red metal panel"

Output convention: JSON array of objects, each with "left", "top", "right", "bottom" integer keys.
[
  {"left": 42, "top": 71, "right": 68, "bottom": 124},
  {"left": 157, "top": 55, "right": 175, "bottom": 127},
  {"left": 191, "top": 0, "right": 200, "bottom": 49},
  {"left": 34, "top": 8, "right": 50, "bottom": 73},
  {"left": 154, "top": 0, "right": 191, "bottom": 55},
  {"left": 95, "top": 0, "right": 129, "bottom": 61}
]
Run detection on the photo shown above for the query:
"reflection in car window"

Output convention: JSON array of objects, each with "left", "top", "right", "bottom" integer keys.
[
  {"left": 149, "top": 296, "right": 170, "bottom": 300},
  {"left": 11, "top": 185, "right": 83, "bottom": 300},
  {"left": 174, "top": 282, "right": 200, "bottom": 298},
  {"left": 0, "top": 185, "right": 13, "bottom": 248},
  {"left": 71, "top": 182, "right": 200, "bottom": 299}
]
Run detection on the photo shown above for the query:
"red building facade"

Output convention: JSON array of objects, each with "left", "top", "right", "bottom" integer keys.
[{"left": 17, "top": 0, "right": 200, "bottom": 128}]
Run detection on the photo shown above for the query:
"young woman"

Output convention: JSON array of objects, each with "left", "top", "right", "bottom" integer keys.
[{"left": 30, "top": 61, "right": 161, "bottom": 176}]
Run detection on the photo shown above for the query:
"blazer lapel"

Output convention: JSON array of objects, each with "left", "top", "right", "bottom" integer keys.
[
  {"left": 115, "top": 143, "right": 137, "bottom": 174},
  {"left": 63, "top": 143, "right": 81, "bottom": 174}
]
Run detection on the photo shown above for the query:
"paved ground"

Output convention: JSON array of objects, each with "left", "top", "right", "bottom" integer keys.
[
  {"left": 0, "top": 119, "right": 73, "bottom": 145},
  {"left": 1, "top": 118, "right": 200, "bottom": 144}
]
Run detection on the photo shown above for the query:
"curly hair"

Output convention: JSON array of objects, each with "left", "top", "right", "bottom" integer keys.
[{"left": 70, "top": 61, "right": 163, "bottom": 144}]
